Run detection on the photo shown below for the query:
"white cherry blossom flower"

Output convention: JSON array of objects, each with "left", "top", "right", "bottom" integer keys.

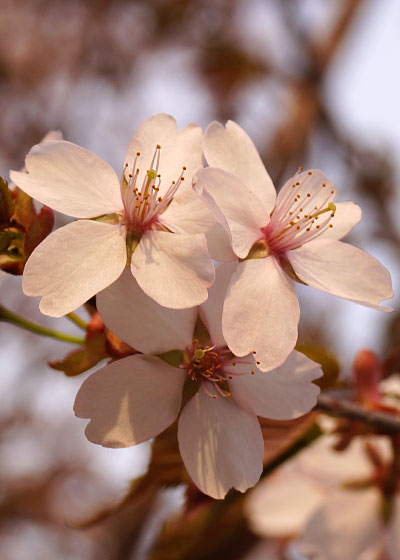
[
  {"left": 194, "top": 120, "right": 393, "bottom": 371},
  {"left": 10, "top": 114, "right": 215, "bottom": 317},
  {"left": 74, "top": 265, "right": 322, "bottom": 499},
  {"left": 246, "top": 431, "right": 400, "bottom": 560}
]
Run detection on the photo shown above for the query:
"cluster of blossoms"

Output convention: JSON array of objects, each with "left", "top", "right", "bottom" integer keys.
[{"left": 10, "top": 114, "right": 393, "bottom": 498}]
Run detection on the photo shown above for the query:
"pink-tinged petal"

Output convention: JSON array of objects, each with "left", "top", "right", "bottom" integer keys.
[
  {"left": 10, "top": 141, "right": 123, "bottom": 218},
  {"left": 178, "top": 389, "right": 263, "bottom": 499},
  {"left": 275, "top": 168, "right": 336, "bottom": 210},
  {"left": 74, "top": 354, "right": 185, "bottom": 447},
  {"left": 131, "top": 231, "right": 214, "bottom": 309},
  {"left": 385, "top": 496, "right": 400, "bottom": 559},
  {"left": 246, "top": 471, "right": 325, "bottom": 537},
  {"left": 203, "top": 121, "right": 276, "bottom": 214},
  {"left": 298, "top": 489, "right": 382, "bottom": 560},
  {"left": 223, "top": 257, "right": 299, "bottom": 372},
  {"left": 161, "top": 188, "right": 236, "bottom": 262},
  {"left": 194, "top": 167, "right": 267, "bottom": 258},
  {"left": 97, "top": 269, "right": 197, "bottom": 354},
  {"left": 288, "top": 239, "right": 393, "bottom": 311},
  {"left": 23, "top": 220, "right": 126, "bottom": 317},
  {"left": 319, "top": 201, "right": 362, "bottom": 240},
  {"left": 230, "top": 351, "right": 321, "bottom": 420},
  {"left": 124, "top": 114, "right": 203, "bottom": 197},
  {"left": 199, "top": 262, "right": 237, "bottom": 347},
  {"left": 294, "top": 435, "right": 381, "bottom": 487}
]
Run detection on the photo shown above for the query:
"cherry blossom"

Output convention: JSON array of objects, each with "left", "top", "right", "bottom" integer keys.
[
  {"left": 246, "top": 429, "right": 400, "bottom": 560},
  {"left": 193, "top": 120, "right": 393, "bottom": 371},
  {"left": 74, "top": 266, "right": 322, "bottom": 499},
  {"left": 10, "top": 114, "right": 215, "bottom": 316}
]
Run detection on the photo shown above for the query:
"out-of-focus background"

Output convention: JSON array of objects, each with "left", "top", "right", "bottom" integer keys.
[{"left": 0, "top": 1, "right": 399, "bottom": 558}]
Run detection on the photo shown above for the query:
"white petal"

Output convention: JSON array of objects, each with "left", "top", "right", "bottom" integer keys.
[
  {"left": 298, "top": 489, "right": 382, "bottom": 560},
  {"left": 131, "top": 231, "right": 214, "bottom": 309},
  {"left": 246, "top": 471, "right": 325, "bottom": 537},
  {"left": 194, "top": 167, "right": 268, "bottom": 258},
  {"left": 385, "top": 496, "right": 400, "bottom": 559},
  {"left": 319, "top": 201, "right": 362, "bottom": 240},
  {"left": 223, "top": 257, "right": 299, "bottom": 371},
  {"left": 23, "top": 220, "right": 126, "bottom": 317},
  {"left": 288, "top": 239, "right": 393, "bottom": 311},
  {"left": 10, "top": 141, "right": 123, "bottom": 218},
  {"left": 123, "top": 114, "right": 203, "bottom": 197},
  {"left": 276, "top": 169, "right": 336, "bottom": 213},
  {"left": 203, "top": 120, "right": 276, "bottom": 214},
  {"left": 230, "top": 351, "right": 321, "bottom": 420},
  {"left": 294, "top": 435, "right": 381, "bottom": 488},
  {"left": 74, "top": 354, "right": 185, "bottom": 447},
  {"left": 199, "top": 262, "right": 237, "bottom": 347},
  {"left": 178, "top": 389, "right": 263, "bottom": 499},
  {"left": 97, "top": 268, "right": 197, "bottom": 354},
  {"left": 161, "top": 188, "right": 235, "bottom": 261}
]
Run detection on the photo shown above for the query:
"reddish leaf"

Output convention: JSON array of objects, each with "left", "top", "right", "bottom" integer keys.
[
  {"left": 12, "top": 187, "right": 35, "bottom": 230},
  {"left": 49, "top": 347, "right": 104, "bottom": 377},
  {"left": 24, "top": 205, "right": 54, "bottom": 257},
  {"left": 0, "top": 177, "right": 14, "bottom": 224}
]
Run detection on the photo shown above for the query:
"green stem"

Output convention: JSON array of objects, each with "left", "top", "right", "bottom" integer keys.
[
  {"left": 0, "top": 305, "right": 85, "bottom": 345},
  {"left": 66, "top": 312, "right": 87, "bottom": 331}
]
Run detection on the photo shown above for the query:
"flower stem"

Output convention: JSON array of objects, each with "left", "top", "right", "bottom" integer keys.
[
  {"left": 66, "top": 312, "right": 87, "bottom": 331},
  {"left": 0, "top": 305, "right": 85, "bottom": 345}
]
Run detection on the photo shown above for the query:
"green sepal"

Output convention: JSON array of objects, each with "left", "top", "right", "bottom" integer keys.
[
  {"left": 192, "top": 315, "right": 211, "bottom": 346},
  {"left": 245, "top": 239, "right": 270, "bottom": 260},
  {"left": 157, "top": 349, "right": 184, "bottom": 368}
]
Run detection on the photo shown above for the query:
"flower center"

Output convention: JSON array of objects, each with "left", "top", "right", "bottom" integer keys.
[
  {"left": 261, "top": 169, "right": 337, "bottom": 255},
  {"left": 184, "top": 339, "right": 256, "bottom": 399},
  {"left": 122, "top": 145, "right": 186, "bottom": 233}
]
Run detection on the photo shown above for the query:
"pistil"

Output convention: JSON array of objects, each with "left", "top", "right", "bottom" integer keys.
[
  {"left": 122, "top": 145, "right": 187, "bottom": 233},
  {"left": 184, "top": 340, "right": 256, "bottom": 399}
]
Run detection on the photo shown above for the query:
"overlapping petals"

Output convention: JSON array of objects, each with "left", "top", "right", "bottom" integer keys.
[
  {"left": 96, "top": 268, "right": 197, "bottom": 354},
  {"left": 130, "top": 231, "right": 214, "bottom": 309},
  {"left": 23, "top": 220, "right": 127, "bottom": 317},
  {"left": 202, "top": 120, "right": 276, "bottom": 214},
  {"left": 194, "top": 120, "right": 393, "bottom": 371},
  {"left": 246, "top": 433, "right": 400, "bottom": 560},
  {"left": 11, "top": 114, "right": 217, "bottom": 315},
  {"left": 75, "top": 266, "right": 322, "bottom": 499},
  {"left": 222, "top": 258, "right": 300, "bottom": 370}
]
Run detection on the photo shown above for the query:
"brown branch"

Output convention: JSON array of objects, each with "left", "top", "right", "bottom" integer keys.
[{"left": 317, "top": 394, "right": 400, "bottom": 434}]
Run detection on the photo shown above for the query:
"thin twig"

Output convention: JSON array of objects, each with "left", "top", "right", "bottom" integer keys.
[
  {"left": 317, "top": 394, "right": 400, "bottom": 434},
  {"left": 0, "top": 305, "right": 85, "bottom": 345}
]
